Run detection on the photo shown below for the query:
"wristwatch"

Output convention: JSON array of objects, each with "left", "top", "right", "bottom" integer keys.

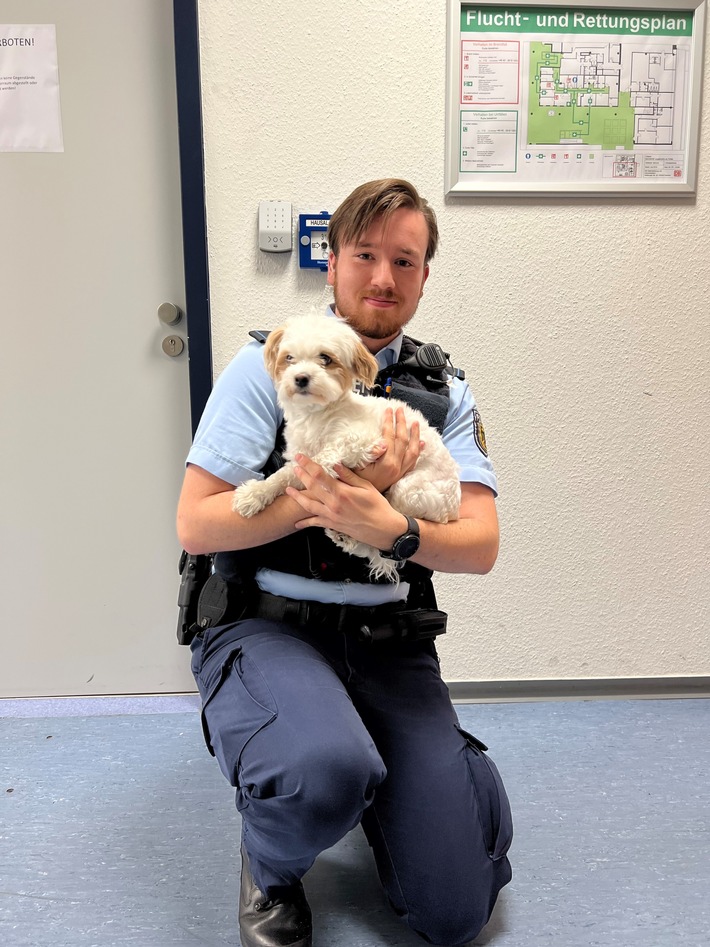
[{"left": 380, "top": 515, "right": 420, "bottom": 561}]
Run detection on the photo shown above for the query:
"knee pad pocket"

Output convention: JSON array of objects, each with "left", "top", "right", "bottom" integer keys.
[
  {"left": 457, "top": 725, "right": 513, "bottom": 861},
  {"left": 198, "top": 645, "right": 278, "bottom": 786}
]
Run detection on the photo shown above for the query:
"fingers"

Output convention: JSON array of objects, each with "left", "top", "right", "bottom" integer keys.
[
  {"left": 290, "top": 407, "right": 424, "bottom": 506},
  {"left": 400, "top": 418, "right": 422, "bottom": 475},
  {"left": 331, "top": 463, "right": 362, "bottom": 484},
  {"left": 390, "top": 407, "right": 422, "bottom": 475},
  {"left": 291, "top": 455, "right": 334, "bottom": 495},
  {"left": 380, "top": 406, "right": 404, "bottom": 459},
  {"left": 285, "top": 453, "right": 381, "bottom": 532},
  {"left": 392, "top": 406, "right": 409, "bottom": 449},
  {"left": 285, "top": 457, "right": 333, "bottom": 526}
]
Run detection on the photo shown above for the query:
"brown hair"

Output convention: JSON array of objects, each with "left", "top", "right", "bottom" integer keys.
[{"left": 327, "top": 179, "right": 439, "bottom": 265}]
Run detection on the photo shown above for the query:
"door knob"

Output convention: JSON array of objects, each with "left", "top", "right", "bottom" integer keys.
[{"left": 158, "top": 302, "right": 183, "bottom": 326}]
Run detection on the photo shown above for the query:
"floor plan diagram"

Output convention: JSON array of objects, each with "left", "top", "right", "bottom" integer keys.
[{"left": 528, "top": 41, "right": 682, "bottom": 150}]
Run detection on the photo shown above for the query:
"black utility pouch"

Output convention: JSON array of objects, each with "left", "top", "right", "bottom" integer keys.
[
  {"left": 177, "top": 551, "right": 214, "bottom": 645},
  {"left": 359, "top": 608, "right": 448, "bottom": 644},
  {"left": 196, "top": 574, "right": 230, "bottom": 633},
  {"left": 411, "top": 608, "right": 448, "bottom": 640}
]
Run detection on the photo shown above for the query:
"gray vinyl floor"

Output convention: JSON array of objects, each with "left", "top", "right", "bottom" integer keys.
[{"left": 1, "top": 695, "right": 708, "bottom": 947}]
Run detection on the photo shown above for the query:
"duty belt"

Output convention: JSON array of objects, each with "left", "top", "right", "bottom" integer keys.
[
  {"left": 194, "top": 575, "right": 447, "bottom": 645},
  {"left": 248, "top": 591, "right": 447, "bottom": 643}
]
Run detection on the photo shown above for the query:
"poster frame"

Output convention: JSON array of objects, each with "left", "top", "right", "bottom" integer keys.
[{"left": 445, "top": 0, "right": 707, "bottom": 195}]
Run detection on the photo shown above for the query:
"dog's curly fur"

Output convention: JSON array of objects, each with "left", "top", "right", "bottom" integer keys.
[{"left": 233, "top": 313, "right": 461, "bottom": 581}]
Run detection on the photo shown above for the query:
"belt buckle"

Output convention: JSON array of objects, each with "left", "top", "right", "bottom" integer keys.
[
  {"left": 288, "top": 599, "right": 323, "bottom": 628},
  {"left": 355, "top": 605, "right": 395, "bottom": 644}
]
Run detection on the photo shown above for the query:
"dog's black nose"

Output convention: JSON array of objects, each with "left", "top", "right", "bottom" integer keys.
[{"left": 294, "top": 374, "right": 309, "bottom": 389}]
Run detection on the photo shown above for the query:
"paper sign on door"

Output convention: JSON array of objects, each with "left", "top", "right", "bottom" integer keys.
[{"left": 0, "top": 24, "right": 64, "bottom": 152}]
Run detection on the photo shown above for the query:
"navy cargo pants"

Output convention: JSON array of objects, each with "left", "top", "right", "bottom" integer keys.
[{"left": 191, "top": 618, "right": 513, "bottom": 947}]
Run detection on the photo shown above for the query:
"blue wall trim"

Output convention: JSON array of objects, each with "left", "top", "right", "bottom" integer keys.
[{"left": 173, "top": 0, "right": 212, "bottom": 436}]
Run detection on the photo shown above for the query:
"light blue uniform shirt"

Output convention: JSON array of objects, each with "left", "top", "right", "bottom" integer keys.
[{"left": 187, "top": 308, "right": 497, "bottom": 604}]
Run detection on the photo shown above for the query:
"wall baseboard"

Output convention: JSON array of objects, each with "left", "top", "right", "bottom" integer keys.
[
  {"left": 3, "top": 678, "right": 709, "bottom": 709},
  {"left": 447, "top": 677, "right": 710, "bottom": 702}
]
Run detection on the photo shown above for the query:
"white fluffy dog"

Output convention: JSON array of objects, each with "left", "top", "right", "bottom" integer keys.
[{"left": 233, "top": 313, "right": 461, "bottom": 581}]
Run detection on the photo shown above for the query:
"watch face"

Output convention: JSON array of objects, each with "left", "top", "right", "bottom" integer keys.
[{"left": 394, "top": 534, "right": 420, "bottom": 560}]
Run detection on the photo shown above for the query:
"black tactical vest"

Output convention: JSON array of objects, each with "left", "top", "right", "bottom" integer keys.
[{"left": 214, "top": 334, "right": 456, "bottom": 598}]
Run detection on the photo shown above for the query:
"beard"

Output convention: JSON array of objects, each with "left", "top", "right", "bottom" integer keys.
[{"left": 332, "top": 285, "right": 416, "bottom": 342}]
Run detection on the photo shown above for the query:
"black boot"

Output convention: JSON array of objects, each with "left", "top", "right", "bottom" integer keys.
[{"left": 239, "top": 845, "right": 313, "bottom": 947}]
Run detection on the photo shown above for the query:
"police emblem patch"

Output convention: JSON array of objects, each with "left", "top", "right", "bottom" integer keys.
[{"left": 473, "top": 407, "right": 488, "bottom": 456}]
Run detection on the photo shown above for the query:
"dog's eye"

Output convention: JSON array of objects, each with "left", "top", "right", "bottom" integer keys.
[
  {"left": 319, "top": 354, "right": 332, "bottom": 366},
  {"left": 284, "top": 354, "right": 294, "bottom": 363}
]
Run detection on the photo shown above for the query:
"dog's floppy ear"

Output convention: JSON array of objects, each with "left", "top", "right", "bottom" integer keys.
[
  {"left": 352, "top": 339, "right": 378, "bottom": 389},
  {"left": 263, "top": 327, "right": 285, "bottom": 380}
]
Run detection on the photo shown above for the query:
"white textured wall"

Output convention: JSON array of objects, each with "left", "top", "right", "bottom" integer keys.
[{"left": 197, "top": 1, "right": 710, "bottom": 682}]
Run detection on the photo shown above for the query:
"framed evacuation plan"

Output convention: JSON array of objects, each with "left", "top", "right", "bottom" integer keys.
[{"left": 445, "top": 0, "right": 707, "bottom": 194}]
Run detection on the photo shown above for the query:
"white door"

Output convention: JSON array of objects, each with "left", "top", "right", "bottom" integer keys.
[{"left": 0, "top": 0, "right": 197, "bottom": 696}]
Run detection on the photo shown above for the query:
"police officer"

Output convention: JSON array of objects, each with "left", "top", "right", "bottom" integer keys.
[{"left": 177, "top": 179, "right": 512, "bottom": 947}]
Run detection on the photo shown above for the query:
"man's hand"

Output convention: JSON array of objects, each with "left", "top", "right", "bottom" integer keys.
[
  {"left": 285, "top": 455, "right": 408, "bottom": 553},
  {"left": 355, "top": 406, "right": 423, "bottom": 493}
]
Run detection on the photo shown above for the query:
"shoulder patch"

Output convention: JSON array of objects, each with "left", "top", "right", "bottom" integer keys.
[{"left": 473, "top": 407, "right": 488, "bottom": 457}]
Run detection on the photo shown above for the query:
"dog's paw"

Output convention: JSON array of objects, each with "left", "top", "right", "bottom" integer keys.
[{"left": 233, "top": 480, "right": 273, "bottom": 518}]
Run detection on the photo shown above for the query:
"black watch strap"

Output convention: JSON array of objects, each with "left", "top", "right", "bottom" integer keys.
[{"left": 380, "top": 515, "right": 420, "bottom": 561}]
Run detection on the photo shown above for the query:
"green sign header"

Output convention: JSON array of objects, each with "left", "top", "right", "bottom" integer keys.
[{"left": 461, "top": 5, "right": 694, "bottom": 36}]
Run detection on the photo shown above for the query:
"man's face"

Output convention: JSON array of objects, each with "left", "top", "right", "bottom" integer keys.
[{"left": 327, "top": 208, "right": 430, "bottom": 350}]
